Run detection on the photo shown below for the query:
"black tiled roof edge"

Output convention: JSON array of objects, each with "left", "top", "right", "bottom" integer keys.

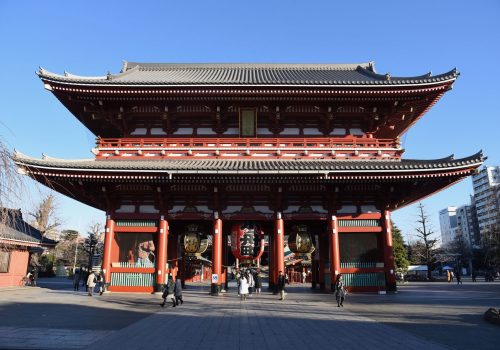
[
  {"left": 36, "top": 62, "right": 459, "bottom": 87},
  {"left": 0, "top": 209, "right": 56, "bottom": 245},
  {"left": 13, "top": 151, "right": 484, "bottom": 173}
]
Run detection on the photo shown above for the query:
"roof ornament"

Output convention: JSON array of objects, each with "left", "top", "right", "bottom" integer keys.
[
  {"left": 384, "top": 73, "right": 391, "bottom": 81},
  {"left": 64, "top": 71, "right": 69, "bottom": 77},
  {"left": 106, "top": 71, "right": 112, "bottom": 80}
]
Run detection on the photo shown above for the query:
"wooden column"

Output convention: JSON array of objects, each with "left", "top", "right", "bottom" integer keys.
[
  {"left": 168, "top": 232, "right": 178, "bottom": 281},
  {"left": 329, "top": 215, "right": 340, "bottom": 292},
  {"left": 319, "top": 233, "right": 327, "bottom": 289},
  {"left": 102, "top": 215, "right": 115, "bottom": 289},
  {"left": 268, "top": 233, "right": 275, "bottom": 290},
  {"left": 382, "top": 210, "right": 397, "bottom": 292},
  {"left": 211, "top": 212, "right": 222, "bottom": 295},
  {"left": 274, "top": 212, "right": 284, "bottom": 290},
  {"left": 155, "top": 216, "right": 169, "bottom": 292}
]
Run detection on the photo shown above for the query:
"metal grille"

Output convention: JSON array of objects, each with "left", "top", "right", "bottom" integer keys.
[
  {"left": 115, "top": 220, "right": 158, "bottom": 227},
  {"left": 111, "top": 272, "right": 155, "bottom": 287},
  {"left": 343, "top": 273, "right": 385, "bottom": 287},
  {"left": 340, "top": 262, "right": 377, "bottom": 268},
  {"left": 115, "top": 261, "right": 155, "bottom": 268},
  {"left": 338, "top": 219, "right": 380, "bottom": 227}
]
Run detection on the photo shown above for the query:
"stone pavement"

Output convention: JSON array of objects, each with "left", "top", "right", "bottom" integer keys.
[{"left": 0, "top": 278, "right": 499, "bottom": 349}]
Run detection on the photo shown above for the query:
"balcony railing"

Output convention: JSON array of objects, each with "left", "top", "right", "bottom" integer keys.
[{"left": 94, "top": 137, "right": 403, "bottom": 160}]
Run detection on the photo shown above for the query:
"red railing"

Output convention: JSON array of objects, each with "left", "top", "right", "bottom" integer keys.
[{"left": 97, "top": 137, "right": 400, "bottom": 149}]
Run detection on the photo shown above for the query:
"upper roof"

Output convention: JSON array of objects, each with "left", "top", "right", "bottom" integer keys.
[
  {"left": 37, "top": 61, "right": 459, "bottom": 87},
  {"left": 13, "top": 151, "right": 484, "bottom": 175},
  {"left": 0, "top": 209, "right": 57, "bottom": 246}
]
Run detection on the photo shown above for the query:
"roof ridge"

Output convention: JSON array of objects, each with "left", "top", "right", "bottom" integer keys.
[{"left": 126, "top": 62, "right": 374, "bottom": 71}]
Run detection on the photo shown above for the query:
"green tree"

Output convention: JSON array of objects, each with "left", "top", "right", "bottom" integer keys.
[{"left": 392, "top": 222, "right": 409, "bottom": 273}]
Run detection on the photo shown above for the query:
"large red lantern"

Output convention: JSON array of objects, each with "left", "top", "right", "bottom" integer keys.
[{"left": 230, "top": 222, "right": 264, "bottom": 261}]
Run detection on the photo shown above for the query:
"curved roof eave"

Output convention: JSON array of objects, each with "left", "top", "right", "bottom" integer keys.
[
  {"left": 13, "top": 151, "right": 485, "bottom": 175},
  {"left": 36, "top": 62, "right": 459, "bottom": 89}
]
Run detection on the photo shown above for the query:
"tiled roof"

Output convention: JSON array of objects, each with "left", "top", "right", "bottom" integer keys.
[
  {"left": 0, "top": 209, "right": 56, "bottom": 245},
  {"left": 14, "top": 152, "right": 484, "bottom": 174},
  {"left": 37, "top": 61, "right": 458, "bottom": 87}
]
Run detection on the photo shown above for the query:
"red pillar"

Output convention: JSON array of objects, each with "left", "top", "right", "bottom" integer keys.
[
  {"left": 382, "top": 210, "right": 397, "bottom": 292},
  {"left": 268, "top": 232, "right": 275, "bottom": 290},
  {"left": 274, "top": 213, "right": 284, "bottom": 290},
  {"left": 318, "top": 234, "right": 327, "bottom": 289},
  {"left": 156, "top": 216, "right": 169, "bottom": 292},
  {"left": 102, "top": 215, "right": 115, "bottom": 289},
  {"left": 211, "top": 213, "right": 222, "bottom": 295},
  {"left": 329, "top": 215, "right": 340, "bottom": 292}
]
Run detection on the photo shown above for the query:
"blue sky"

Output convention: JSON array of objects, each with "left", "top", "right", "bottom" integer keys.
[{"left": 1, "top": 0, "right": 499, "bottom": 239}]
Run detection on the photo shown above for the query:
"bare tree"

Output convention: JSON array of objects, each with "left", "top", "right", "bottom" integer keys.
[
  {"left": 0, "top": 139, "right": 25, "bottom": 249},
  {"left": 414, "top": 203, "right": 440, "bottom": 279},
  {"left": 29, "top": 193, "right": 61, "bottom": 239},
  {"left": 82, "top": 223, "right": 104, "bottom": 269}
]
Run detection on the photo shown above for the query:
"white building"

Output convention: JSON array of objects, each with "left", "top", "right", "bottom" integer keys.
[
  {"left": 439, "top": 207, "right": 457, "bottom": 246},
  {"left": 472, "top": 166, "right": 500, "bottom": 238}
]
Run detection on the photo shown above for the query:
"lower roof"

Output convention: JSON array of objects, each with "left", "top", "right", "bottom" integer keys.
[{"left": 13, "top": 152, "right": 484, "bottom": 175}]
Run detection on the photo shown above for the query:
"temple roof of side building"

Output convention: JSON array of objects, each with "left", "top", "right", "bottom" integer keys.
[
  {"left": 13, "top": 151, "right": 484, "bottom": 175},
  {"left": 37, "top": 61, "right": 459, "bottom": 87},
  {"left": 0, "top": 209, "right": 57, "bottom": 246}
]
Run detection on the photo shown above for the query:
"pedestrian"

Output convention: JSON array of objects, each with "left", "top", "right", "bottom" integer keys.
[
  {"left": 285, "top": 271, "right": 289, "bottom": 285},
  {"left": 471, "top": 271, "right": 477, "bottom": 282},
  {"left": 254, "top": 271, "right": 262, "bottom": 294},
  {"left": 302, "top": 270, "right": 307, "bottom": 283},
  {"left": 32, "top": 268, "right": 38, "bottom": 287},
  {"left": 235, "top": 269, "right": 241, "bottom": 295},
  {"left": 73, "top": 268, "right": 81, "bottom": 291},
  {"left": 246, "top": 270, "right": 254, "bottom": 296},
  {"left": 239, "top": 275, "right": 249, "bottom": 301},
  {"left": 456, "top": 270, "right": 462, "bottom": 285},
  {"left": 450, "top": 270, "right": 454, "bottom": 282},
  {"left": 86, "top": 271, "right": 97, "bottom": 296},
  {"left": 446, "top": 270, "right": 451, "bottom": 283},
  {"left": 174, "top": 277, "right": 183, "bottom": 306},
  {"left": 97, "top": 271, "right": 105, "bottom": 295},
  {"left": 277, "top": 271, "right": 286, "bottom": 300},
  {"left": 161, "top": 276, "right": 176, "bottom": 307},
  {"left": 334, "top": 274, "right": 346, "bottom": 307}
]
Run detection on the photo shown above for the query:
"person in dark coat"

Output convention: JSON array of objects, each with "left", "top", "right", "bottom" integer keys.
[
  {"left": 277, "top": 271, "right": 286, "bottom": 300},
  {"left": 161, "top": 276, "right": 176, "bottom": 307},
  {"left": 254, "top": 271, "right": 262, "bottom": 294},
  {"left": 334, "top": 274, "right": 346, "bottom": 307},
  {"left": 174, "top": 277, "right": 183, "bottom": 306},
  {"left": 73, "top": 268, "right": 81, "bottom": 291}
]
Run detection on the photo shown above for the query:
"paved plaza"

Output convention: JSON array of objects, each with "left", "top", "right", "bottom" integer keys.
[{"left": 0, "top": 278, "right": 499, "bottom": 350}]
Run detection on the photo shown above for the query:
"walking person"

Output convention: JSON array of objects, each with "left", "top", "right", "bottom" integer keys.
[
  {"left": 239, "top": 274, "right": 249, "bottom": 301},
  {"left": 334, "top": 274, "right": 346, "bottom": 307},
  {"left": 277, "top": 271, "right": 286, "bottom": 300},
  {"left": 86, "top": 271, "right": 97, "bottom": 296},
  {"left": 174, "top": 277, "right": 183, "bottom": 306},
  {"left": 302, "top": 270, "right": 307, "bottom": 284},
  {"left": 32, "top": 267, "right": 38, "bottom": 287},
  {"left": 254, "top": 270, "right": 262, "bottom": 294},
  {"left": 456, "top": 270, "right": 462, "bottom": 285},
  {"left": 97, "top": 271, "right": 105, "bottom": 295},
  {"left": 73, "top": 268, "right": 81, "bottom": 291},
  {"left": 161, "top": 276, "right": 176, "bottom": 307},
  {"left": 446, "top": 270, "right": 451, "bottom": 283},
  {"left": 471, "top": 271, "right": 477, "bottom": 282},
  {"left": 450, "top": 270, "right": 455, "bottom": 282},
  {"left": 247, "top": 270, "right": 254, "bottom": 296}
]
